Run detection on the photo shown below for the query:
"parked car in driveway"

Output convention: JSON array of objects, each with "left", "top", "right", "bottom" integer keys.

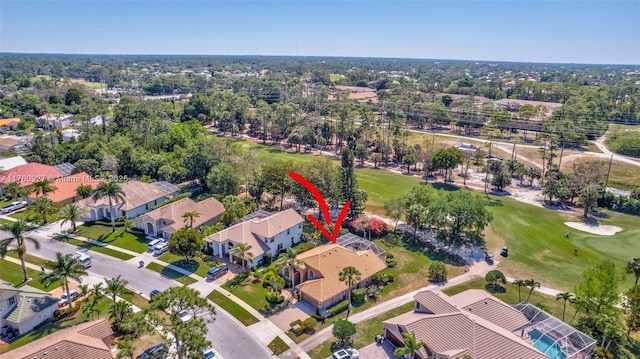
[
  {"left": 178, "top": 310, "right": 192, "bottom": 322},
  {"left": 136, "top": 343, "right": 166, "bottom": 359},
  {"left": 332, "top": 348, "right": 359, "bottom": 359},
  {"left": 58, "top": 289, "right": 79, "bottom": 307},
  {"left": 149, "top": 289, "right": 161, "bottom": 301}
]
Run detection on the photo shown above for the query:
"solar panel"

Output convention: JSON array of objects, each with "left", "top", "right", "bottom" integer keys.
[
  {"left": 54, "top": 162, "right": 76, "bottom": 176},
  {"left": 152, "top": 181, "right": 180, "bottom": 195}
]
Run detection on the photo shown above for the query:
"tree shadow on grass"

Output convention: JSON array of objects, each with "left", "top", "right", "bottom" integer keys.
[{"left": 485, "top": 284, "right": 506, "bottom": 293}]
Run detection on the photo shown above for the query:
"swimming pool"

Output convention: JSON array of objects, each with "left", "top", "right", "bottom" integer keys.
[{"left": 529, "top": 330, "right": 566, "bottom": 359}]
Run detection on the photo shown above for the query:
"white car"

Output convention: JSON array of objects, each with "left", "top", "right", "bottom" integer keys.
[
  {"left": 178, "top": 310, "right": 192, "bottom": 323},
  {"left": 332, "top": 348, "right": 359, "bottom": 359},
  {"left": 58, "top": 290, "right": 79, "bottom": 307},
  {"left": 202, "top": 347, "right": 217, "bottom": 359}
]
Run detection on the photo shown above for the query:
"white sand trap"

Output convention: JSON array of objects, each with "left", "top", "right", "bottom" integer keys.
[{"left": 564, "top": 222, "right": 623, "bottom": 236}]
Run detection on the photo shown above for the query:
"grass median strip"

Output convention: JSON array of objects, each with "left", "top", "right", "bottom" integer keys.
[
  {"left": 146, "top": 262, "right": 197, "bottom": 286},
  {"left": 207, "top": 290, "right": 260, "bottom": 326},
  {"left": 268, "top": 336, "right": 290, "bottom": 355},
  {"left": 58, "top": 236, "right": 135, "bottom": 260}
]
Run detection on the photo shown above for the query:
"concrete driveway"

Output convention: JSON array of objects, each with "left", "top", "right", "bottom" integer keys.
[
  {"left": 269, "top": 298, "right": 316, "bottom": 331},
  {"left": 357, "top": 340, "right": 400, "bottom": 359}
]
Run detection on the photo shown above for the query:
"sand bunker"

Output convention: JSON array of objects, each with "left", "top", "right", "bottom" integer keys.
[{"left": 564, "top": 222, "right": 623, "bottom": 236}]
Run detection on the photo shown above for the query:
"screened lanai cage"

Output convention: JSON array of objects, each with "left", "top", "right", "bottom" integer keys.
[
  {"left": 336, "top": 233, "right": 386, "bottom": 261},
  {"left": 513, "top": 302, "right": 597, "bottom": 359}
]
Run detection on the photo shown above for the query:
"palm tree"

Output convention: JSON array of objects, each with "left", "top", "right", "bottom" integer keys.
[
  {"left": 282, "top": 248, "right": 302, "bottom": 291},
  {"left": 339, "top": 266, "right": 361, "bottom": 319},
  {"left": 91, "top": 282, "right": 104, "bottom": 298},
  {"left": 117, "top": 340, "right": 135, "bottom": 359},
  {"left": 92, "top": 181, "right": 126, "bottom": 233},
  {"left": 182, "top": 210, "right": 201, "bottom": 228},
  {"left": 59, "top": 204, "right": 86, "bottom": 232},
  {"left": 525, "top": 279, "right": 540, "bottom": 302},
  {"left": 41, "top": 252, "right": 88, "bottom": 307},
  {"left": 32, "top": 179, "right": 56, "bottom": 197},
  {"left": 78, "top": 284, "right": 90, "bottom": 297},
  {"left": 120, "top": 216, "right": 133, "bottom": 233},
  {"left": 230, "top": 243, "right": 254, "bottom": 271},
  {"left": 513, "top": 279, "right": 527, "bottom": 302},
  {"left": 555, "top": 292, "right": 575, "bottom": 322},
  {"left": 393, "top": 331, "right": 426, "bottom": 359},
  {"left": 30, "top": 197, "right": 58, "bottom": 224},
  {"left": 4, "top": 182, "right": 21, "bottom": 200},
  {"left": 569, "top": 296, "right": 588, "bottom": 325},
  {"left": 110, "top": 300, "right": 133, "bottom": 327},
  {"left": 81, "top": 296, "right": 100, "bottom": 320},
  {"left": 0, "top": 220, "right": 40, "bottom": 282},
  {"left": 104, "top": 275, "right": 129, "bottom": 324},
  {"left": 626, "top": 257, "right": 640, "bottom": 286}
]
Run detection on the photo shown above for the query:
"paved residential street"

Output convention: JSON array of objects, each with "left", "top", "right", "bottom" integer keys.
[{"left": 16, "top": 223, "right": 273, "bottom": 359}]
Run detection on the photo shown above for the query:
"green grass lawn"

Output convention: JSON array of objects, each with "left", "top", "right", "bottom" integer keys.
[
  {"left": 77, "top": 222, "right": 149, "bottom": 253},
  {"left": 54, "top": 235, "right": 135, "bottom": 260},
  {"left": 268, "top": 336, "right": 290, "bottom": 355},
  {"left": 207, "top": 290, "right": 260, "bottom": 326},
  {"left": 146, "top": 262, "right": 197, "bottom": 286},
  {"left": 120, "top": 288, "right": 151, "bottom": 309},
  {"left": 158, "top": 252, "right": 213, "bottom": 278},
  {"left": 5, "top": 252, "right": 50, "bottom": 268},
  {"left": 70, "top": 78, "right": 103, "bottom": 89},
  {"left": 485, "top": 195, "right": 640, "bottom": 291},
  {"left": 307, "top": 301, "right": 415, "bottom": 359},
  {"left": 222, "top": 277, "right": 287, "bottom": 316},
  {"left": 329, "top": 74, "right": 342, "bottom": 83},
  {"left": 0, "top": 259, "right": 61, "bottom": 291},
  {"left": 9, "top": 210, "right": 59, "bottom": 225},
  {"left": 0, "top": 217, "right": 15, "bottom": 225}
]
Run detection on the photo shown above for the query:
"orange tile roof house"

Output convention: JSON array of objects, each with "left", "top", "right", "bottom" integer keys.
[
  {"left": 0, "top": 118, "right": 20, "bottom": 131},
  {"left": 294, "top": 241, "right": 387, "bottom": 310},
  {"left": 0, "top": 319, "right": 113, "bottom": 359},
  {"left": 0, "top": 163, "right": 63, "bottom": 196},
  {"left": 77, "top": 180, "right": 178, "bottom": 221},
  {"left": 26, "top": 172, "right": 100, "bottom": 204},
  {"left": 383, "top": 289, "right": 596, "bottom": 359},
  {"left": 135, "top": 197, "right": 225, "bottom": 240},
  {"left": 204, "top": 209, "right": 304, "bottom": 268}
]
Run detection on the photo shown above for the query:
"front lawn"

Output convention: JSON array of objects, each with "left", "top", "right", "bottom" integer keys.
[
  {"left": 0, "top": 259, "right": 61, "bottom": 291},
  {"left": 158, "top": 252, "right": 214, "bottom": 278},
  {"left": 77, "top": 221, "right": 149, "bottom": 253},
  {"left": 207, "top": 290, "right": 260, "bottom": 326},
  {"left": 307, "top": 301, "right": 415, "bottom": 359},
  {"left": 146, "top": 262, "right": 197, "bottom": 286},
  {"left": 268, "top": 336, "right": 290, "bottom": 356},
  {"left": 9, "top": 210, "right": 58, "bottom": 225},
  {"left": 222, "top": 277, "right": 286, "bottom": 316},
  {"left": 120, "top": 288, "right": 151, "bottom": 309},
  {"left": 55, "top": 236, "right": 135, "bottom": 261}
]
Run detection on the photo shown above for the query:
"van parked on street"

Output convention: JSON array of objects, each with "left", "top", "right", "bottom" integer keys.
[{"left": 71, "top": 252, "right": 92, "bottom": 268}]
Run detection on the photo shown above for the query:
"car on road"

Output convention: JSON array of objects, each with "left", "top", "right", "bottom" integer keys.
[
  {"left": 149, "top": 289, "right": 161, "bottom": 302},
  {"left": 136, "top": 343, "right": 166, "bottom": 359},
  {"left": 178, "top": 310, "right": 192, "bottom": 323},
  {"left": 332, "top": 348, "right": 359, "bottom": 359},
  {"left": 203, "top": 347, "right": 218, "bottom": 359},
  {"left": 1, "top": 201, "right": 27, "bottom": 214},
  {"left": 58, "top": 290, "right": 79, "bottom": 307}
]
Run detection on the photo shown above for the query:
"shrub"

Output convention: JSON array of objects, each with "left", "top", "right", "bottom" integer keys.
[
  {"left": 428, "top": 262, "right": 448, "bottom": 282},
  {"left": 386, "top": 253, "right": 394, "bottom": 259},
  {"left": 265, "top": 292, "right": 284, "bottom": 304},
  {"left": 328, "top": 301, "right": 349, "bottom": 317},
  {"left": 386, "top": 272, "right": 395, "bottom": 283},
  {"left": 303, "top": 317, "right": 317, "bottom": 332},
  {"left": 351, "top": 288, "right": 367, "bottom": 303},
  {"left": 385, "top": 257, "right": 397, "bottom": 268},
  {"left": 311, "top": 313, "right": 323, "bottom": 322},
  {"left": 290, "top": 319, "right": 303, "bottom": 328},
  {"left": 346, "top": 216, "right": 389, "bottom": 238},
  {"left": 302, "top": 242, "right": 316, "bottom": 251}
]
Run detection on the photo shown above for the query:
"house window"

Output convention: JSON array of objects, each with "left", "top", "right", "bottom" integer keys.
[
  {"left": 146, "top": 204, "right": 149, "bottom": 210},
  {"left": 308, "top": 270, "right": 315, "bottom": 280},
  {"left": 277, "top": 243, "right": 283, "bottom": 251},
  {"left": 8, "top": 296, "right": 15, "bottom": 306},
  {"left": 122, "top": 211, "right": 126, "bottom": 217},
  {"left": 270, "top": 237, "right": 274, "bottom": 243},
  {"left": 287, "top": 229, "right": 290, "bottom": 235},
  {"left": 291, "top": 237, "right": 294, "bottom": 246},
  {"left": 298, "top": 224, "right": 302, "bottom": 229}
]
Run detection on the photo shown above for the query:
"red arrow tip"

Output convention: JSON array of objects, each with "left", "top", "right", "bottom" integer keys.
[{"left": 307, "top": 201, "right": 351, "bottom": 243}]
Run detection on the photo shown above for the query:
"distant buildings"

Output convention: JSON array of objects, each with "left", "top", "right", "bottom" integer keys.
[
  {"left": 36, "top": 114, "right": 73, "bottom": 129},
  {"left": 0, "top": 118, "right": 21, "bottom": 131}
]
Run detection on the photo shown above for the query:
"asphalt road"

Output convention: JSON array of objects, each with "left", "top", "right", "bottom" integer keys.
[{"left": 18, "top": 225, "right": 272, "bottom": 359}]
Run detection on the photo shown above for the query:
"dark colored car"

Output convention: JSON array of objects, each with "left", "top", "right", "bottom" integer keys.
[
  {"left": 206, "top": 265, "right": 229, "bottom": 280},
  {"left": 149, "top": 290, "right": 160, "bottom": 302},
  {"left": 136, "top": 343, "right": 166, "bottom": 359}
]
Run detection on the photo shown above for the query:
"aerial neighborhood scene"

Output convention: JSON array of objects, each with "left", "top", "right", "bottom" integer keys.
[{"left": 0, "top": 1, "right": 639, "bottom": 358}]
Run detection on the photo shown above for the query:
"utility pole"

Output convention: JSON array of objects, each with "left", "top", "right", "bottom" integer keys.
[
  {"left": 603, "top": 155, "right": 613, "bottom": 199},
  {"left": 511, "top": 143, "right": 517, "bottom": 161}
]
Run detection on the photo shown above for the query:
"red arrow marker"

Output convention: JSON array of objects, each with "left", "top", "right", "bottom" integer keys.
[{"left": 289, "top": 171, "right": 351, "bottom": 243}]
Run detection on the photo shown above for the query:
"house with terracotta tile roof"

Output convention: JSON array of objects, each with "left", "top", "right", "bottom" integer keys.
[
  {"left": 135, "top": 197, "right": 225, "bottom": 240},
  {"left": 382, "top": 289, "right": 596, "bottom": 359},
  {"left": 0, "top": 162, "right": 64, "bottom": 196},
  {"left": 1, "top": 319, "right": 113, "bottom": 359},
  {"left": 204, "top": 209, "right": 304, "bottom": 268},
  {"left": 0, "top": 118, "right": 20, "bottom": 131},
  {"left": 0, "top": 136, "right": 22, "bottom": 151},
  {"left": 294, "top": 240, "right": 387, "bottom": 310},
  {"left": 76, "top": 180, "right": 177, "bottom": 221},
  {"left": 26, "top": 172, "right": 101, "bottom": 204},
  {"left": 0, "top": 281, "right": 59, "bottom": 336}
]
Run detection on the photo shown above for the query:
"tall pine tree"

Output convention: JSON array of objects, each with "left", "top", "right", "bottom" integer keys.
[{"left": 341, "top": 147, "right": 365, "bottom": 219}]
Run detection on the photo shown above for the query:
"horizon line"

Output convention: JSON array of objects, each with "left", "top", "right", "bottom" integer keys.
[{"left": 1, "top": 52, "right": 638, "bottom": 67}]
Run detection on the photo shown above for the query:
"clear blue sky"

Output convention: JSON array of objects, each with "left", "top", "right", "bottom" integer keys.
[{"left": 1, "top": 1, "right": 639, "bottom": 64}]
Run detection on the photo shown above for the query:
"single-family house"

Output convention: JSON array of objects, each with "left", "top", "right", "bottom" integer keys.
[
  {"left": 0, "top": 137, "right": 22, "bottom": 152},
  {"left": 135, "top": 197, "right": 225, "bottom": 240},
  {"left": 295, "top": 239, "right": 387, "bottom": 310},
  {"left": 27, "top": 172, "right": 100, "bottom": 204},
  {"left": 89, "top": 115, "right": 108, "bottom": 126},
  {"left": 0, "top": 156, "right": 27, "bottom": 171},
  {"left": 36, "top": 114, "right": 74, "bottom": 129},
  {"left": 0, "top": 118, "right": 21, "bottom": 131},
  {"left": 0, "top": 281, "right": 59, "bottom": 337},
  {"left": 1, "top": 319, "right": 113, "bottom": 359},
  {"left": 77, "top": 180, "right": 178, "bottom": 221},
  {"left": 61, "top": 129, "right": 81, "bottom": 141},
  {"left": 204, "top": 209, "right": 304, "bottom": 268},
  {"left": 382, "top": 289, "right": 596, "bottom": 359},
  {"left": 0, "top": 162, "right": 64, "bottom": 196}
]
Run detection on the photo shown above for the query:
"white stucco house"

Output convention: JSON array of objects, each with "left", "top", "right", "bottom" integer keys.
[
  {"left": 204, "top": 209, "right": 304, "bottom": 268},
  {"left": 135, "top": 197, "right": 225, "bottom": 240},
  {"left": 36, "top": 114, "right": 74, "bottom": 129},
  {"left": 0, "top": 281, "right": 59, "bottom": 336},
  {"left": 77, "top": 180, "right": 179, "bottom": 221}
]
